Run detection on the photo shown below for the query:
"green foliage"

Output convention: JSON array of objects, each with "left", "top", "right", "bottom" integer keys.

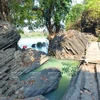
[
  {"left": 1, "top": 0, "right": 72, "bottom": 34},
  {"left": 20, "top": 31, "right": 48, "bottom": 38},
  {"left": 8, "top": 0, "right": 35, "bottom": 30},
  {"left": 66, "top": 0, "right": 100, "bottom": 32},
  {"left": 37, "top": 42, "right": 43, "bottom": 48},
  {"left": 61, "top": 62, "right": 79, "bottom": 77},
  {"left": 81, "top": 0, "right": 100, "bottom": 35},
  {"left": 66, "top": 4, "right": 85, "bottom": 30},
  {"left": 33, "top": 0, "right": 72, "bottom": 33},
  {"left": 84, "top": 0, "right": 100, "bottom": 19}
]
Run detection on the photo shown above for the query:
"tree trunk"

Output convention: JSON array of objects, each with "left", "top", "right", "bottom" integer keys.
[{"left": 0, "top": 0, "right": 10, "bottom": 21}]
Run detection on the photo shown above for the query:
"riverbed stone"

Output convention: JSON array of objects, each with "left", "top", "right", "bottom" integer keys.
[
  {"left": 0, "top": 21, "right": 20, "bottom": 49},
  {"left": 15, "top": 68, "right": 61, "bottom": 98},
  {"left": 0, "top": 95, "right": 48, "bottom": 100},
  {"left": 10, "top": 48, "right": 49, "bottom": 77}
]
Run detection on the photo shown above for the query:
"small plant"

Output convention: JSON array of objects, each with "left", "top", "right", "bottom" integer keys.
[
  {"left": 61, "top": 62, "right": 78, "bottom": 77},
  {"left": 37, "top": 42, "right": 43, "bottom": 48}
]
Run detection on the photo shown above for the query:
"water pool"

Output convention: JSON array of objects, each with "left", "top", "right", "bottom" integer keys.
[{"left": 19, "top": 57, "right": 79, "bottom": 100}]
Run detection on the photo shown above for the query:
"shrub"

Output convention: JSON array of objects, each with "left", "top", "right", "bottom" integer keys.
[
  {"left": 66, "top": 4, "right": 85, "bottom": 30},
  {"left": 37, "top": 42, "right": 43, "bottom": 48}
]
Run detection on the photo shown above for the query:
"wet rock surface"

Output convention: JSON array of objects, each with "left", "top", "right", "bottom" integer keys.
[{"left": 49, "top": 30, "right": 89, "bottom": 60}]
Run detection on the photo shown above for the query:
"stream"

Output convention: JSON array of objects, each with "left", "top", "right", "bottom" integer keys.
[{"left": 18, "top": 38, "right": 79, "bottom": 100}]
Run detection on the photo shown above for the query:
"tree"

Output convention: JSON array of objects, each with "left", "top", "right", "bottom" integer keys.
[
  {"left": 0, "top": 0, "right": 35, "bottom": 31},
  {"left": 32, "top": 0, "right": 72, "bottom": 34},
  {"left": 0, "top": 0, "right": 72, "bottom": 34},
  {"left": 81, "top": 0, "right": 100, "bottom": 35},
  {"left": 65, "top": 0, "right": 100, "bottom": 35},
  {"left": 65, "top": 4, "right": 84, "bottom": 30}
]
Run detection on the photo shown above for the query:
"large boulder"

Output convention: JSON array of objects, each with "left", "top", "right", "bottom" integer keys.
[
  {"left": 0, "top": 21, "right": 50, "bottom": 99},
  {"left": 10, "top": 48, "right": 49, "bottom": 77},
  {"left": 48, "top": 30, "right": 89, "bottom": 60},
  {"left": 0, "top": 21, "right": 20, "bottom": 49},
  {"left": 15, "top": 68, "right": 61, "bottom": 98}
]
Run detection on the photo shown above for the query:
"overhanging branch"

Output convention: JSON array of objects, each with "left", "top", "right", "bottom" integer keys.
[{"left": 32, "top": 7, "right": 44, "bottom": 15}]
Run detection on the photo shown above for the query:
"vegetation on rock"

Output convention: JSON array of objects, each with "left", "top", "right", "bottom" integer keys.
[
  {"left": 66, "top": 4, "right": 85, "bottom": 31},
  {"left": 66, "top": 0, "right": 100, "bottom": 36},
  {"left": 61, "top": 61, "right": 79, "bottom": 77},
  {"left": 82, "top": 0, "right": 100, "bottom": 35}
]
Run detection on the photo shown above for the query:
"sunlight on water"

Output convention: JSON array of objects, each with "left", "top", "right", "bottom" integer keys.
[{"left": 18, "top": 38, "right": 49, "bottom": 54}]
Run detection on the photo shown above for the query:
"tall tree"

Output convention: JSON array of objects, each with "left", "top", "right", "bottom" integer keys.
[
  {"left": 81, "top": 0, "right": 100, "bottom": 35},
  {"left": 33, "top": 0, "right": 72, "bottom": 34},
  {"left": 65, "top": 4, "right": 84, "bottom": 30},
  {"left": 0, "top": 0, "right": 72, "bottom": 34},
  {"left": 0, "top": 0, "right": 35, "bottom": 30}
]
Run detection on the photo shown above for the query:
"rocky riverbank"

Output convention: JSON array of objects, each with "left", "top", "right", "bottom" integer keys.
[
  {"left": 49, "top": 30, "right": 89, "bottom": 60},
  {"left": 0, "top": 21, "right": 91, "bottom": 100},
  {"left": 62, "top": 63, "right": 100, "bottom": 100},
  {"left": 0, "top": 21, "right": 61, "bottom": 100}
]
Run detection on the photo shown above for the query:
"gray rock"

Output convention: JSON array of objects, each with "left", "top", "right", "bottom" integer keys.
[
  {"left": 0, "top": 21, "right": 50, "bottom": 100},
  {"left": 11, "top": 49, "right": 49, "bottom": 76},
  {"left": 48, "top": 30, "right": 89, "bottom": 60},
  {"left": 16, "top": 68, "right": 61, "bottom": 98},
  {"left": 0, "top": 21, "right": 20, "bottom": 49},
  {"left": 0, "top": 95, "right": 48, "bottom": 100}
]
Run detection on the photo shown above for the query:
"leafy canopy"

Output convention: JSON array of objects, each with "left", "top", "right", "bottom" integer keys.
[
  {"left": 65, "top": 4, "right": 85, "bottom": 30},
  {"left": 0, "top": 0, "right": 37, "bottom": 31},
  {"left": 9, "top": 0, "right": 36, "bottom": 30},
  {"left": 65, "top": 0, "right": 100, "bottom": 31},
  {"left": 33, "top": 0, "right": 72, "bottom": 33},
  {"left": 0, "top": 0, "right": 72, "bottom": 33},
  {"left": 84, "top": 0, "right": 100, "bottom": 19}
]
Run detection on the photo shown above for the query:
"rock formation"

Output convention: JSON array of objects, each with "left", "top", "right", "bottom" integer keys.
[
  {"left": 11, "top": 48, "right": 49, "bottom": 77},
  {"left": 0, "top": 95, "right": 48, "bottom": 100},
  {"left": 0, "top": 21, "right": 61, "bottom": 100},
  {"left": 16, "top": 68, "right": 61, "bottom": 98},
  {"left": 48, "top": 30, "right": 89, "bottom": 60},
  {"left": 62, "top": 63, "right": 100, "bottom": 100}
]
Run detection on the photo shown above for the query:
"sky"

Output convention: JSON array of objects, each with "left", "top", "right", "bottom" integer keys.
[{"left": 72, "top": 0, "right": 84, "bottom": 5}]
